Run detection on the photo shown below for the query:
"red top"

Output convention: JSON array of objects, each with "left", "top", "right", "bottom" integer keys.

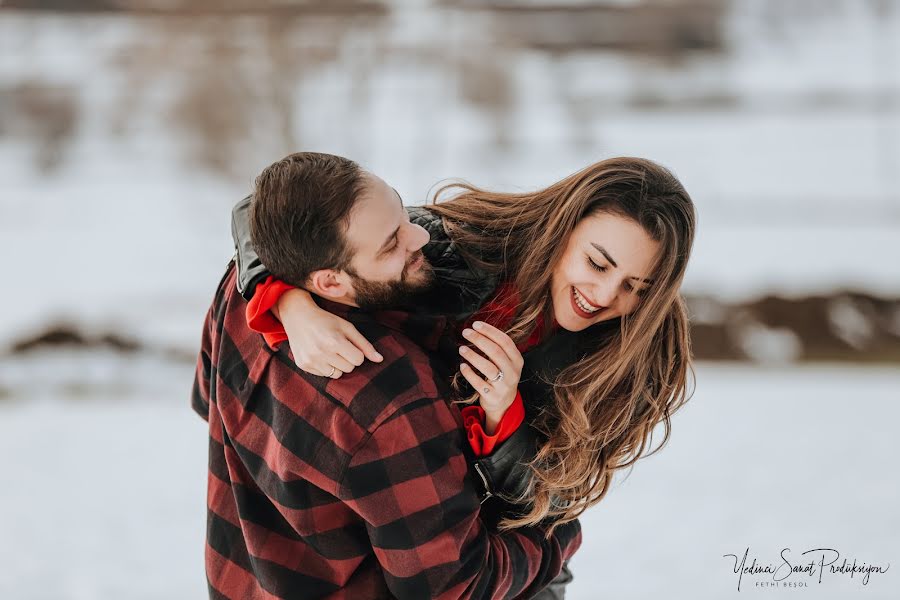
[{"left": 246, "top": 278, "right": 556, "bottom": 456}]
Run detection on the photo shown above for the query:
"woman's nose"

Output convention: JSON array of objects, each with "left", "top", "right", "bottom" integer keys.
[{"left": 591, "top": 281, "right": 618, "bottom": 308}]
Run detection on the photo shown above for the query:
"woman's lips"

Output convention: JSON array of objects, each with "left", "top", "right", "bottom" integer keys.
[{"left": 570, "top": 286, "right": 601, "bottom": 319}]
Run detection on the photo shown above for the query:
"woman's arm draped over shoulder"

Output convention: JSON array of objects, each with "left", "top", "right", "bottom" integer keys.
[{"left": 231, "top": 196, "right": 382, "bottom": 375}]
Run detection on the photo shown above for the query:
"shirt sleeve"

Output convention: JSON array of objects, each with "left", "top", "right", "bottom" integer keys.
[
  {"left": 192, "top": 265, "right": 233, "bottom": 420},
  {"left": 244, "top": 276, "right": 295, "bottom": 350},
  {"left": 460, "top": 390, "right": 526, "bottom": 457},
  {"left": 337, "top": 393, "right": 581, "bottom": 600},
  {"left": 191, "top": 304, "right": 214, "bottom": 421}
]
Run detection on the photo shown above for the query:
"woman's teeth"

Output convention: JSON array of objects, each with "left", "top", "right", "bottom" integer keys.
[{"left": 573, "top": 287, "right": 601, "bottom": 314}]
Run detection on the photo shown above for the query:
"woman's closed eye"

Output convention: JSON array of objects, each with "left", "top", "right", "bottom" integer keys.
[
  {"left": 625, "top": 281, "right": 648, "bottom": 297},
  {"left": 589, "top": 256, "right": 649, "bottom": 296},
  {"left": 587, "top": 256, "right": 607, "bottom": 272}
]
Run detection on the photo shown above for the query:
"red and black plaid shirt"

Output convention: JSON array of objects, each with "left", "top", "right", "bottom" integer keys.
[{"left": 192, "top": 263, "right": 581, "bottom": 599}]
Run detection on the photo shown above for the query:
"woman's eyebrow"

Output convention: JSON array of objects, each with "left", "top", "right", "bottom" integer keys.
[
  {"left": 590, "top": 242, "right": 618, "bottom": 267},
  {"left": 590, "top": 242, "right": 654, "bottom": 284}
]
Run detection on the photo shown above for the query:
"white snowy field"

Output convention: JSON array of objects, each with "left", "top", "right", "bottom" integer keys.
[{"left": 0, "top": 363, "right": 896, "bottom": 599}]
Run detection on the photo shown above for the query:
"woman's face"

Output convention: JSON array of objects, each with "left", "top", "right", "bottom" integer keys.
[{"left": 550, "top": 212, "right": 660, "bottom": 332}]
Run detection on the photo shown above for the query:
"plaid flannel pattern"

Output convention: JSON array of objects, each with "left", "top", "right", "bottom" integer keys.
[{"left": 192, "top": 264, "right": 581, "bottom": 599}]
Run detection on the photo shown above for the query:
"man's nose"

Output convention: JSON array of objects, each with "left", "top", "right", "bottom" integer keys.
[{"left": 406, "top": 222, "right": 430, "bottom": 252}]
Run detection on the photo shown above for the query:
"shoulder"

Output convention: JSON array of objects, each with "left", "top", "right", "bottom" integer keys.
[
  {"left": 404, "top": 206, "right": 501, "bottom": 320},
  {"left": 406, "top": 205, "right": 457, "bottom": 266},
  {"left": 406, "top": 204, "right": 440, "bottom": 229}
]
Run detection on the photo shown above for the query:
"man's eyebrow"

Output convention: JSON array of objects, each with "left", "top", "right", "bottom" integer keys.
[{"left": 590, "top": 242, "right": 654, "bottom": 284}]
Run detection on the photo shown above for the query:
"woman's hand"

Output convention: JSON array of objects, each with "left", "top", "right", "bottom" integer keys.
[
  {"left": 458, "top": 320, "right": 524, "bottom": 434},
  {"left": 276, "top": 288, "right": 383, "bottom": 378}
]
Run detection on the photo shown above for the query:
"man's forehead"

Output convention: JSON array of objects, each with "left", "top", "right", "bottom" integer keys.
[{"left": 344, "top": 176, "right": 403, "bottom": 254}]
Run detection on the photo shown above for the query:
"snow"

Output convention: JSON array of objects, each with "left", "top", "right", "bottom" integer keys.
[{"left": 0, "top": 364, "right": 897, "bottom": 599}]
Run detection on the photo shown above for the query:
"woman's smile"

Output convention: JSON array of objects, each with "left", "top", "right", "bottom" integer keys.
[{"left": 570, "top": 286, "right": 603, "bottom": 319}]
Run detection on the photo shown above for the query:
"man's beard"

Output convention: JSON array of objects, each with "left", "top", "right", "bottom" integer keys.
[{"left": 347, "top": 252, "right": 435, "bottom": 311}]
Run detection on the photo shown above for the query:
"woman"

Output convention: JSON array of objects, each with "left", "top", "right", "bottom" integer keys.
[{"left": 233, "top": 157, "right": 696, "bottom": 539}]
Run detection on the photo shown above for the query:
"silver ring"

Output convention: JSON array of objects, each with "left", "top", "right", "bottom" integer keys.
[
  {"left": 327, "top": 366, "right": 336, "bottom": 378},
  {"left": 490, "top": 370, "right": 504, "bottom": 382},
  {"left": 482, "top": 386, "right": 490, "bottom": 394}
]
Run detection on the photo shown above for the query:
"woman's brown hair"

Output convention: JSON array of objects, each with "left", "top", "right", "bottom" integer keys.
[{"left": 427, "top": 157, "right": 696, "bottom": 534}]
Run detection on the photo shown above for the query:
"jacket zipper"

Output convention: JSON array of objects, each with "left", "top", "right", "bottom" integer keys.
[{"left": 473, "top": 462, "right": 493, "bottom": 504}]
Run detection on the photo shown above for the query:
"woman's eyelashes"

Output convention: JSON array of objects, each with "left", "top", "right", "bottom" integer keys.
[
  {"left": 587, "top": 255, "right": 648, "bottom": 297},
  {"left": 587, "top": 256, "right": 607, "bottom": 272},
  {"left": 626, "top": 282, "right": 648, "bottom": 297}
]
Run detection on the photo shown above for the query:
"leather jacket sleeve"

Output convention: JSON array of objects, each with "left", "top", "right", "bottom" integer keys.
[
  {"left": 470, "top": 422, "right": 539, "bottom": 506},
  {"left": 231, "top": 195, "right": 271, "bottom": 300}
]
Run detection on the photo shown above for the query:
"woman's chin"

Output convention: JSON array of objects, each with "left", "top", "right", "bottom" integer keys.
[{"left": 552, "top": 305, "right": 585, "bottom": 332}]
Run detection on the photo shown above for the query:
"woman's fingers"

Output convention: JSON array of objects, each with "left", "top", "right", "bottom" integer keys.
[
  {"left": 459, "top": 363, "right": 491, "bottom": 395},
  {"left": 470, "top": 321, "right": 524, "bottom": 368},
  {"left": 293, "top": 342, "right": 353, "bottom": 375},
  {"left": 458, "top": 345, "right": 501, "bottom": 381},
  {"left": 343, "top": 325, "right": 384, "bottom": 363},
  {"left": 461, "top": 327, "right": 514, "bottom": 375},
  {"left": 334, "top": 337, "right": 366, "bottom": 368},
  {"left": 322, "top": 354, "right": 356, "bottom": 377},
  {"left": 298, "top": 329, "right": 381, "bottom": 378}
]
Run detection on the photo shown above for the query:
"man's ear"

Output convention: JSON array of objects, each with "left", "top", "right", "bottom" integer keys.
[{"left": 307, "top": 269, "right": 349, "bottom": 299}]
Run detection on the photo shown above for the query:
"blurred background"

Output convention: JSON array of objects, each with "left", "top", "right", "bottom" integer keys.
[{"left": 1, "top": 0, "right": 898, "bottom": 598}]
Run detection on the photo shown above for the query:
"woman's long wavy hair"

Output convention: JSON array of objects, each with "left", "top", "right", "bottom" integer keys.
[{"left": 427, "top": 157, "right": 696, "bottom": 534}]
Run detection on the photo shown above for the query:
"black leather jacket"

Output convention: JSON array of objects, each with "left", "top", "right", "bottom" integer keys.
[{"left": 231, "top": 196, "right": 613, "bottom": 518}]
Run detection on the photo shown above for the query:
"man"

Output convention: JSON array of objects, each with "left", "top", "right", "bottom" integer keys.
[{"left": 192, "top": 152, "right": 581, "bottom": 599}]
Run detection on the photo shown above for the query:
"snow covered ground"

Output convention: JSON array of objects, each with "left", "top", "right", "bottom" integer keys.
[{"left": 0, "top": 363, "right": 897, "bottom": 599}]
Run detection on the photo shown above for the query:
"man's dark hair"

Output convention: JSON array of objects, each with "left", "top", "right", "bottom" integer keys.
[{"left": 250, "top": 152, "right": 366, "bottom": 288}]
